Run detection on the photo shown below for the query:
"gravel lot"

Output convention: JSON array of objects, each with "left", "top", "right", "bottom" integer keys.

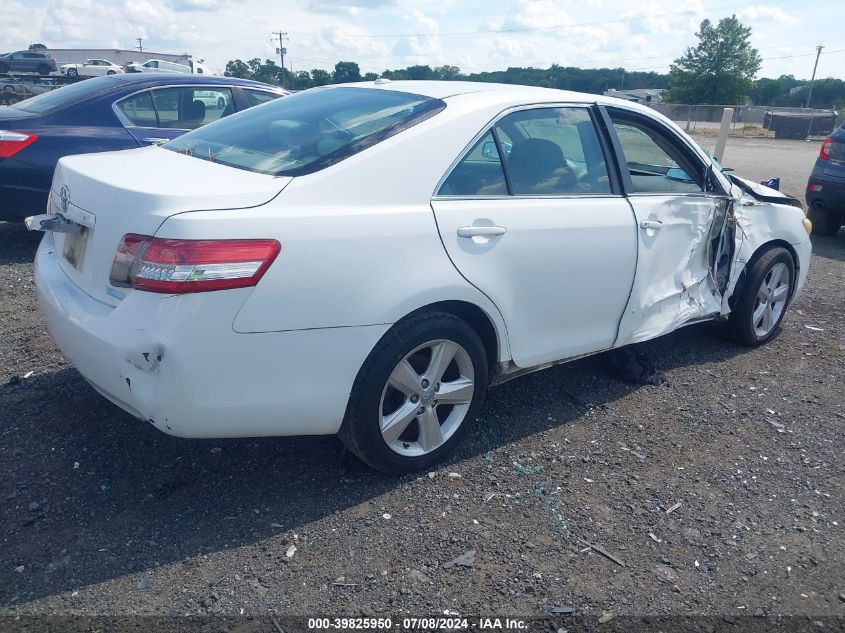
[{"left": 0, "top": 137, "right": 842, "bottom": 627}]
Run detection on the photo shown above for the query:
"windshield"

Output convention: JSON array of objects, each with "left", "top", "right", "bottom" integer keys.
[
  {"left": 11, "top": 75, "right": 122, "bottom": 114},
  {"left": 164, "top": 86, "right": 446, "bottom": 177}
]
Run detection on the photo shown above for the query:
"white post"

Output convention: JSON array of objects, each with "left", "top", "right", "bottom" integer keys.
[{"left": 714, "top": 107, "right": 734, "bottom": 163}]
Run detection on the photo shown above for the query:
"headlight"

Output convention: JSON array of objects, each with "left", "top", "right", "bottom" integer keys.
[{"left": 802, "top": 218, "right": 813, "bottom": 235}]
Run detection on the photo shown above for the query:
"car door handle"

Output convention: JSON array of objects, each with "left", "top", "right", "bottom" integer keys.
[
  {"left": 143, "top": 137, "right": 169, "bottom": 145},
  {"left": 639, "top": 220, "right": 663, "bottom": 230},
  {"left": 457, "top": 226, "right": 507, "bottom": 238}
]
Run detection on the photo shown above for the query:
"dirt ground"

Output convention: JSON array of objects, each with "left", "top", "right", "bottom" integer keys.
[{"left": 0, "top": 137, "right": 842, "bottom": 628}]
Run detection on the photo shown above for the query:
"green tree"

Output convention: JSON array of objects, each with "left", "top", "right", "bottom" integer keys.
[
  {"left": 310, "top": 68, "right": 332, "bottom": 86},
  {"left": 363, "top": 72, "right": 379, "bottom": 81},
  {"left": 224, "top": 59, "right": 251, "bottom": 79},
  {"left": 405, "top": 65, "right": 434, "bottom": 80},
  {"left": 668, "top": 15, "right": 761, "bottom": 104},
  {"left": 333, "top": 61, "right": 361, "bottom": 83},
  {"left": 434, "top": 65, "right": 461, "bottom": 80}
]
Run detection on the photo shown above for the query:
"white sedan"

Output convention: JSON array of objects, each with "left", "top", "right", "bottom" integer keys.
[
  {"left": 60, "top": 59, "right": 124, "bottom": 78},
  {"left": 28, "top": 80, "right": 813, "bottom": 473}
]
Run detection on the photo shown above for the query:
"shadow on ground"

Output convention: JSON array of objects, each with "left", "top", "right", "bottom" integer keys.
[
  {"left": 0, "top": 321, "right": 747, "bottom": 605},
  {"left": 811, "top": 231, "right": 845, "bottom": 263},
  {"left": 0, "top": 222, "right": 41, "bottom": 266}
]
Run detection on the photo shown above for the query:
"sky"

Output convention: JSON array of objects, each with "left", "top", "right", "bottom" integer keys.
[{"left": 1, "top": 0, "right": 843, "bottom": 80}]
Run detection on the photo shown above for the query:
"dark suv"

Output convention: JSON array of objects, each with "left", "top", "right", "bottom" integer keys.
[
  {"left": 806, "top": 123, "right": 845, "bottom": 236},
  {"left": 0, "top": 51, "right": 58, "bottom": 75}
]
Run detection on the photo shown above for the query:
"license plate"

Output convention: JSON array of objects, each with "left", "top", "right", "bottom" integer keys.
[{"left": 62, "top": 229, "right": 89, "bottom": 270}]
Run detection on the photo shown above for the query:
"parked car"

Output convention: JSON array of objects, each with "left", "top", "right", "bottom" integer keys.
[
  {"left": 60, "top": 59, "right": 124, "bottom": 78},
  {"left": 125, "top": 59, "right": 191, "bottom": 74},
  {"left": 0, "top": 50, "right": 58, "bottom": 75},
  {"left": 0, "top": 76, "right": 56, "bottom": 104},
  {"left": 194, "top": 89, "right": 228, "bottom": 110},
  {"left": 806, "top": 123, "right": 845, "bottom": 235},
  {"left": 0, "top": 73, "right": 286, "bottom": 221},
  {"left": 26, "top": 81, "right": 812, "bottom": 474}
]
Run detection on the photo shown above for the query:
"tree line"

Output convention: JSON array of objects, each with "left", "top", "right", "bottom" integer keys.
[{"left": 224, "top": 16, "right": 845, "bottom": 109}]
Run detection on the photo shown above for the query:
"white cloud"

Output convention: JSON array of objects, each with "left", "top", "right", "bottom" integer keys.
[
  {"left": 0, "top": 0, "right": 840, "bottom": 80},
  {"left": 737, "top": 5, "right": 799, "bottom": 25},
  {"left": 502, "top": 0, "right": 572, "bottom": 31},
  {"left": 490, "top": 36, "right": 538, "bottom": 63},
  {"left": 392, "top": 9, "right": 441, "bottom": 58}
]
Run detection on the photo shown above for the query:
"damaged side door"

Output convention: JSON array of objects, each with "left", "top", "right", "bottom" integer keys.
[{"left": 602, "top": 106, "right": 735, "bottom": 346}]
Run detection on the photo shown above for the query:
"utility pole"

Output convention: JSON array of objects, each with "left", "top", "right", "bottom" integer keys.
[
  {"left": 272, "top": 31, "right": 288, "bottom": 88},
  {"left": 136, "top": 38, "right": 144, "bottom": 53},
  {"left": 804, "top": 45, "right": 824, "bottom": 109}
]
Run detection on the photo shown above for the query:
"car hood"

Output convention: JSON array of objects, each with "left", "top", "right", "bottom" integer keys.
[{"left": 729, "top": 174, "right": 802, "bottom": 209}]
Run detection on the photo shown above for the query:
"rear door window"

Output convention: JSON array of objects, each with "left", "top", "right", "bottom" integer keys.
[
  {"left": 439, "top": 132, "right": 507, "bottom": 196},
  {"left": 117, "top": 91, "right": 157, "bottom": 127},
  {"left": 242, "top": 89, "right": 282, "bottom": 108},
  {"left": 151, "top": 87, "right": 234, "bottom": 129},
  {"left": 495, "top": 107, "right": 611, "bottom": 195}
]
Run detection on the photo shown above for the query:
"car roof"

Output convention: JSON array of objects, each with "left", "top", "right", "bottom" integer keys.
[
  {"left": 88, "top": 72, "right": 285, "bottom": 91},
  {"left": 324, "top": 79, "right": 661, "bottom": 117}
]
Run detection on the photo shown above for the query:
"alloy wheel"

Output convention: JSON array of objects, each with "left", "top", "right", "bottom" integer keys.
[
  {"left": 379, "top": 339, "right": 475, "bottom": 457},
  {"left": 752, "top": 262, "right": 790, "bottom": 338}
]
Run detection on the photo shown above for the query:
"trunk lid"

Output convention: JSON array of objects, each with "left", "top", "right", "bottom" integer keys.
[{"left": 50, "top": 145, "right": 290, "bottom": 306}]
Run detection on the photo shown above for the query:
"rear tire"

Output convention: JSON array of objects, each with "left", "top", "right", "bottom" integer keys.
[
  {"left": 807, "top": 205, "right": 842, "bottom": 236},
  {"left": 339, "top": 311, "right": 488, "bottom": 474},
  {"left": 38, "top": 64, "right": 50, "bottom": 76},
  {"left": 106, "top": 70, "right": 115, "bottom": 75},
  {"left": 725, "top": 247, "right": 795, "bottom": 347}
]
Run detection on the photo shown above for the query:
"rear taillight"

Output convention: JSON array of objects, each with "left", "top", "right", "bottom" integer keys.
[
  {"left": 0, "top": 131, "right": 38, "bottom": 158},
  {"left": 820, "top": 137, "right": 833, "bottom": 160},
  {"left": 110, "top": 235, "right": 280, "bottom": 293}
]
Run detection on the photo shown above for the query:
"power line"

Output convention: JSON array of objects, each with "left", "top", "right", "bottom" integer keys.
[{"left": 286, "top": 0, "right": 794, "bottom": 39}]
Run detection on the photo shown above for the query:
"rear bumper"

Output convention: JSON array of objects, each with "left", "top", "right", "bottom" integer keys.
[
  {"left": 806, "top": 175, "right": 845, "bottom": 211},
  {"left": 34, "top": 235, "right": 388, "bottom": 438}
]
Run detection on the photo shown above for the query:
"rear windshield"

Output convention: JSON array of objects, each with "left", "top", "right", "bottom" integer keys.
[
  {"left": 11, "top": 75, "right": 122, "bottom": 114},
  {"left": 163, "top": 86, "right": 446, "bottom": 176}
]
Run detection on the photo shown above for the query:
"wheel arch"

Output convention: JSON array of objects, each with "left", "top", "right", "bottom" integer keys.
[
  {"left": 394, "top": 300, "right": 504, "bottom": 378},
  {"left": 729, "top": 239, "right": 799, "bottom": 310}
]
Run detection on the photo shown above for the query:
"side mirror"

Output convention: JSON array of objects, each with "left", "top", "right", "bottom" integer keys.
[
  {"left": 665, "top": 167, "right": 694, "bottom": 183},
  {"left": 481, "top": 141, "right": 497, "bottom": 159},
  {"left": 481, "top": 140, "right": 512, "bottom": 159}
]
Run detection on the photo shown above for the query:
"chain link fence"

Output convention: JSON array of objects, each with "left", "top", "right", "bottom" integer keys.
[{"left": 646, "top": 103, "right": 842, "bottom": 139}]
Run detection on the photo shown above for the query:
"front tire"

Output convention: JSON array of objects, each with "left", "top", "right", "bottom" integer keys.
[
  {"left": 67, "top": 67, "right": 78, "bottom": 77},
  {"left": 339, "top": 311, "right": 488, "bottom": 474},
  {"left": 726, "top": 247, "right": 795, "bottom": 346},
  {"left": 807, "top": 205, "right": 842, "bottom": 236},
  {"left": 0, "top": 62, "right": 9, "bottom": 74}
]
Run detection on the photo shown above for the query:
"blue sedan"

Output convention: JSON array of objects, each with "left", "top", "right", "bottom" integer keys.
[{"left": 0, "top": 73, "right": 286, "bottom": 222}]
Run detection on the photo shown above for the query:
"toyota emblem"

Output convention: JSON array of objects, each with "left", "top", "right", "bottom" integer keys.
[{"left": 59, "top": 185, "right": 70, "bottom": 214}]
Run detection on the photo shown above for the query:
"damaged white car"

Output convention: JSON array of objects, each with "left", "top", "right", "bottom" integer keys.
[{"left": 28, "top": 81, "right": 813, "bottom": 473}]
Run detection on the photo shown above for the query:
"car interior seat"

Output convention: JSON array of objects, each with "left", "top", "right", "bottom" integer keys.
[
  {"left": 186, "top": 99, "right": 206, "bottom": 128},
  {"left": 507, "top": 138, "right": 568, "bottom": 194}
]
